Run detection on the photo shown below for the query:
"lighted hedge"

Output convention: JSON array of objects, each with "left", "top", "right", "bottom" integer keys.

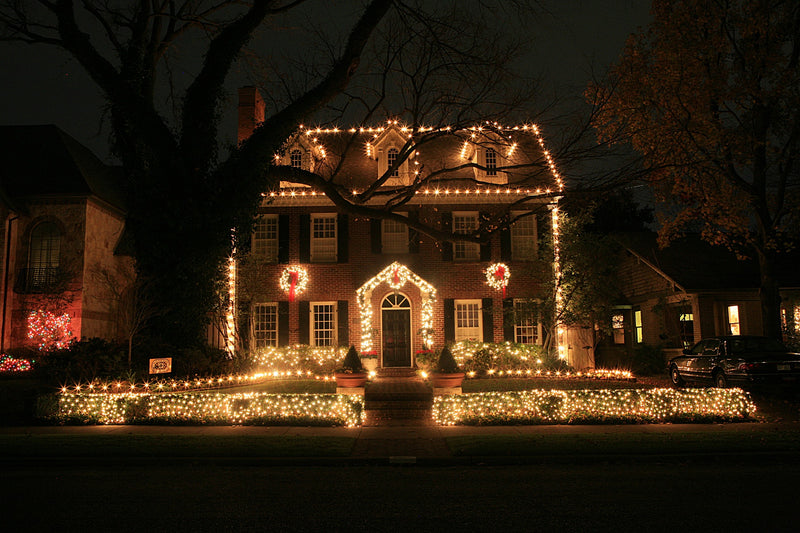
[
  {"left": 432, "top": 388, "right": 758, "bottom": 425},
  {"left": 56, "top": 392, "right": 364, "bottom": 427}
]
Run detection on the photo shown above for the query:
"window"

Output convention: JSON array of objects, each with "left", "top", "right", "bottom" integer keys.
[
  {"left": 679, "top": 313, "right": 694, "bottom": 348},
  {"left": 727, "top": 305, "right": 741, "bottom": 335},
  {"left": 252, "top": 303, "right": 278, "bottom": 348},
  {"left": 514, "top": 300, "right": 539, "bottom": 344},
  {"left": 382, "top": 217, "right": 408, "bottom": 254},
  {"left": 453, "top": 212, "right": 480, "bottom": 261},
  {"left": 611, "top": 313, "right": 625, "bottom": 344},
  {"left": 27, "top": 222, "right": 61, "bottom": 290},
  {"left": 310, "top": 214, "right": 337, "bottom": 262},
  {"left": 252, "top": 215, "right": 278, "bottom": 262},
  {"left": 634, "top": 310, "right": 643, "bottom": 344},
  {"left": 485, "top": 147, "right": 497, "bottom": 176},
  {"left": 387, "top": 148, "right": 399, "bottom": 177},
  {"left": 511, "top": 212, "right": 537, "bottom": 260},
  {"left": 795, "top": 305, "right": 800, "bottom": 334},
  {"left": 455, "top": 300, "right": 482, "bottom": 341},
  {"left": 290, "top": 149, "right": 303, "bottom": 169},
  {"left": 311, "top": 302, "right": 336, "bottom": 346}
]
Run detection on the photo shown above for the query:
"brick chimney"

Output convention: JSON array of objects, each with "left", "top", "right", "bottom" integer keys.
[{"left": 237, "top": 86, "right": 265, "bottom": 144}]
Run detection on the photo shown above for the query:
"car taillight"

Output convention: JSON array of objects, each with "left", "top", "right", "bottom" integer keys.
[{"left": 738, "top": 362, "right": 762, "bottom": 371}]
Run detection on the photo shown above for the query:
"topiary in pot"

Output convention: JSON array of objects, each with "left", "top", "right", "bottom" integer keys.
[
  {"left": 335, "top": 346, "right": 367, "bottom": 388},
  {"left": 432, "top": 345, "right": 464, "bottom": 388}
]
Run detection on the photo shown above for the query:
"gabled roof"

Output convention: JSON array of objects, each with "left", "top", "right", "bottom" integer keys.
[
  {"left": 273, "top": 123, "right": 564, "bottom": 194},
  {"left": 619, "top": 232, "right": 800, "bottom": 291},
  {"left": 0, "top": 125, "right": 124, "bottom": 211}
]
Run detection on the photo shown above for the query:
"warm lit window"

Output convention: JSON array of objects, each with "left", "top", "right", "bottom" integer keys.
[
  {"left": 511, "top": 212, "right": 537, "bottom": 260},
  {"left": 252, "top": 303, "right": 278, "bottom": 348},
  {"left": 387, "top": 148, "right": 399, "bottom": 177},
  {"left": 311, "top": 302, "right": 336, "bottom": 347},
  {"left": 634, "top": 310, "right": 643, "bottom": 344},
  {"left": 728, "top": 305, "right": 741, "bottom": 335},
  {"left": 453, "top": 212, "right": 480, "bottom": 261},
  {"left": 310, "top": 214, "right": 337, "bottom": 262},
  {"left": 485, "top": 147, "right": 497, "bottom": 176},
  {"left": 612, "top": 314, "right": 625, "bottom": 344},
  {"left": 27, "top": 222, "right": 61, "bottom": 289},
  {"left": 795, "top": 305, "right": 800, "bottom": 333},
  {"left": 382, "top": 216, "right": 408, "bottom": 254},
  {"left": 252, "top": 215, "right": 278, "bottom": 262},
  {"left": 514, "top": 300, "right": 539, "bottom": 344},
  {"left": 455, "top": 300, "right": 482, "bottom": 341}
]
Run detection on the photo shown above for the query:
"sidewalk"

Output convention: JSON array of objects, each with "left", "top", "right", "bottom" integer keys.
[{"left": 3, "top": 421, "right": 800, "bottom": 464}]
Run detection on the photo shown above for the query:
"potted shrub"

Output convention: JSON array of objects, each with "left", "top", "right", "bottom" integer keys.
[
  {"left": 431, "top": 345, "right": 465, "bottom": 388},
  {"left": 334, "top": 346, "right": 368, "bottom": 388}
]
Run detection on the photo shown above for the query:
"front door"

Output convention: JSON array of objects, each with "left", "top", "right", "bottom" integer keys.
[{"left": 382, "top": 294, "right": 411, "bottom": 367}]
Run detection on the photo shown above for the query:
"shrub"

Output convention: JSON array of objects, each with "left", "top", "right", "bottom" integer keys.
[
  {"left": 35, "top": 338, "right": 128, "bottom": 385},
  {"left": 338, "top": 346, "right": 363, "bottom": 373},
  {"left": 435, "top": 346, "right": 461, "bottom": 373},
  {"left": 632, "top": 344, "right": 667, "bottom": 376}
]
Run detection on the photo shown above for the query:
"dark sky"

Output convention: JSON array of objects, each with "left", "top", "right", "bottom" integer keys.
[{"left": 0, "top": 1, "right": 650, "bottom": 161}]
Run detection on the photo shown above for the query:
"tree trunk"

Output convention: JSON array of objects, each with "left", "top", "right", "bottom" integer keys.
[{"left": 757, "top": 249, "right": 783, "bottom": 340}]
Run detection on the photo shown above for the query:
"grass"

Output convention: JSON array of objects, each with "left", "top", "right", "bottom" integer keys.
[
  {"left": 446, "top": 428, "right": 800, "bottom": 457},
  {"left": 218, "top": 379, "right": 336, "bottom": 394},
  {"left": 462, "top": 377, "right": 657, "bottom": 393},
  {"left": 0, "top": 434, "right": 355, "bottom": 458}
]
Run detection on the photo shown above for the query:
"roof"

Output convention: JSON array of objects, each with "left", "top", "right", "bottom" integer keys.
[
  {"left": 619, "top": 232, "right": 800, "bottom": 291},
  {"left": 271, "top": 123, "right": 564, "bottom": 196},
  {"left": 0, "top": 125, "right": 125, "bottom": 211}
]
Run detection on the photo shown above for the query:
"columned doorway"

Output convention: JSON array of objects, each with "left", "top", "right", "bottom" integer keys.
[{"left": 381, "top": 294, "right": 411, "bottom": 367}]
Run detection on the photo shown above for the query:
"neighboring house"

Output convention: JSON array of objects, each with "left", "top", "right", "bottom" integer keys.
[
  {"left": 232, "top": 88, "right": 591, "bottom": 369},
  {"left": 0, "top": 125, "right": 133, "bottom": 352},
  {"left": 596, "top": 232, "right": 800, "bottom": 367}
]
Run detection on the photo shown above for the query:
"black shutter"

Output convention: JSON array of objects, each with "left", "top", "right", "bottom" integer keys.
[
  {"left": 408, "top": 211, "right": 420, "bottom": 253},
  {"left": 500, "top": 228, "right": 512, "bottom": 262},
  {"left": 299, "top": 214, "right": 310, "bottom": 263},
  {"left": 482, "top": 297, "right": 494, "bottom": 343},
  {"left": 238, "top": 302, "right": 251, "bottom": 352},
  {"left": 278, "top": 301, "right": 289, "bottom": 346},
  {"left": 479, "top": 212, "right": 491, "bottom": 261},
  {"left": 444, "top": 298, "right": 455, "bottom": 343},
  {"left": 337, "top": 214, "right": 349, "bottom": 263},
  {"left": 371, "top": 219, "right": 382, "bottom": 254},
  {"left": 503, "top": 298, "right": 514, "bottom": 342},
  {"left": 298, "top": 301, "right": 309, "bottom": 344},
  {"left": 278, "top": 214, "right": 290, "bottom": 263},
  {"left": 442, "top": 212, "right": 453, "bottom": 261},
  {"left": 337, "top": 300, "right": 349, "bottom": 346}
]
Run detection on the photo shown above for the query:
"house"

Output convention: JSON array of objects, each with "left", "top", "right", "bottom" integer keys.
[
  {"left": 595, "top": 232, "right": 800, "bottom": 367},
  {"left": 231, "top": 87, "right": 592, "bottom": 370},
  {"left": 0, "top": 125, "right": 133, "bottom": 353}
]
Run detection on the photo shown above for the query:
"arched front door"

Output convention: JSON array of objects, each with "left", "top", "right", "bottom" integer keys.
[{"left": 382, "top": 294, "right": 411, "bottom": 367}]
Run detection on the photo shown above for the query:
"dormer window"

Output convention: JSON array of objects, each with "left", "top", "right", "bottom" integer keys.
[
  {"left": 290, "top": 149, "right": 303, "bottom": 169},
  {"left": 485, "top": 147, "right": 497, "bottom": 176}
]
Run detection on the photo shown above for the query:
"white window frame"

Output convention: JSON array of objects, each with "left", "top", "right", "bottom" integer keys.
[
  {"left": 510, "top": 211, "right": 537, "bottom": 261},
  {"left": 251, "top": 215, "right": 278, "bottom": 262},
  {"left": 252, "top": 303, "right": 278, "bottom": 348},
  {"left": 311, "top": 301, "right": 337, "bottom": 347},
  {"left": 382, "top": 215, "right": 409, "bottom": 254},
  {"left": 310, "top": 213, "right": 337, "bottom": 262},
  {"left": 387, "top": 147, "right": 399, "bottom": 177},
  {"left": 612, "top": 313, "right": 625, "bottom": 344},
  {"left": 513, "top": 299, "right": 541, "bottom": 345},
  {"left": 485, "top": 147, "right": 497, "bottom": 176},
  {"left": 453, "top": 211, "right": 480, "bottom": 261},
  {"left": 454, "top": 299, "right": 483, "bottom": 342},
  {"left": 290, "top": 149, "right": 303, "bottom": 169}
]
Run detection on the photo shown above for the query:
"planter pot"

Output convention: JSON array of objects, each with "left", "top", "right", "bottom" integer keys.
[
  {"left": 361, "top": 358, "right": 378, "bottom": 373},
  {"left": 431, "top": 372, "right": 465, "bottom": 388},
  {"left": 335, "top": 371, "right": 368, "bottom": 388}
]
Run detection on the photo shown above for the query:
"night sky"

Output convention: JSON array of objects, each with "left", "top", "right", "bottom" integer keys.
[{"left": 0, "top": 0, "right": 650, "bottom": 161}]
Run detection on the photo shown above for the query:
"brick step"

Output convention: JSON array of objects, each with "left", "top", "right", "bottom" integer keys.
[
  {"left": 366, "top": 408, "right": 432, "bottom": 418},
  {"left": 365, "top": 400, "right": 433, "bottom": 411}
]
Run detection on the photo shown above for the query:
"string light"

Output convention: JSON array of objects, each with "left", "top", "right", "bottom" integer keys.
[
  {"left": 0, "top": 354, "right": 32, "bottom": 373},
  {"left": 26, "top": 310, "right": 72, "bottom": 351},
  {"left": 356, "top": 262, "right": 437, "bottom": 352},
  {"left": 226, "top": 256, "right": 237, "bottom": 355},
  {"left": 279, "top": 266, "right": 309, "bottom": 302},
  {"left": 485, "top": 263, "right": 510, "bottom": 298}
]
